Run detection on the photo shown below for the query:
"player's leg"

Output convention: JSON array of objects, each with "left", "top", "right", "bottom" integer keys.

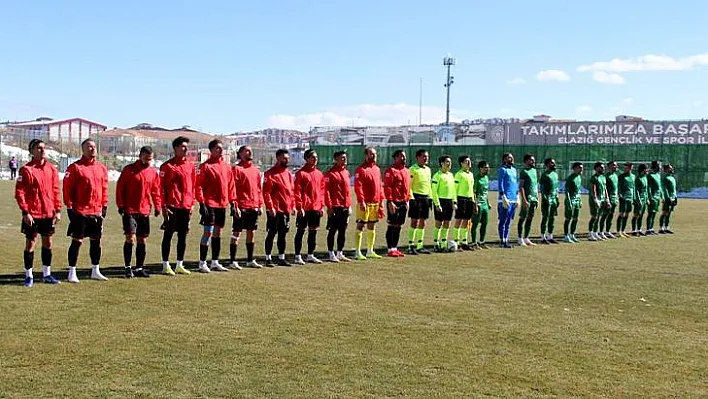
[
  {"left": 523, "top": 202, "right": 537, "bottom": 245},
  {"left": 540, "top": 199, "right": 549, "bottom": 242},
  {"left": 230, "top": 212, "right": 242, "bottom": 267},
  {"left": 23, "top": 230, "right": 38, "bottom": 287},
  {"left": 275, "top": 213, "right": 291, "bottom": 266},
  {"left": 161, "top": 208, "right": 175, "bottom": 271},
  {"left": 415, "top": 199, "right": 430, "bottom": 253},
  {"left": 39, "top": 233, "right": 59, "bottom": 284},
  {"left": 441, "top": 219, "right": 452, "bottom": 251},
  {"left": 199, "top": 206, "right": 215, "bottom": 272},
  {"left": 588, "top": 204, "right": 598, "bottom": 241},
  {"left": 209, "top": 209, "right": 227, "bottom": 270},
  {"left": 88, "top": 217, "right": 107, "bottom": 281},
  {"left": 336, "top": 210, "right": 350, "bottom": 261},
  {"left": 133, "top": 235, "right": 149, "bottom": 277},
  {"left": 517, "top": 205, "right": 527, "bottom": 246},
  {"left": 293, "top": 214, "right": 307, "bottom": 264},
  {"left": 326, "top": 212, "right": 337, "bottom": 261},
  {"left": 547, "top": 200, "right": 558, "bottom": 242},
  {"left": 563, "top": 199, "right": 573, "bottom": 242},
  {"left": 569, "top": 205, "right": 580, "bottom": 242},
  {"left": 433, "top": 216, "right": 443, "bottom": 251},
  {"left": 306, "top": 212, "right": 322, "bottom": 263}
]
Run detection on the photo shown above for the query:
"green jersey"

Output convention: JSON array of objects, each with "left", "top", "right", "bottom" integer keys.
[
  {"left": 519, "top": 167, "right": 539, "bottom": 202},
  {"left": 635, "top": 174, "right": 648, "bottom": 201},
  {"left": 454, "top": 169, "right": 475, "bottom": 200},
  {"left": 661, "top": 174, "right": 677, "bottom": 201},
  {"left": 539, "top": 170, "right": 559, "bottom": 200},
  {"left": 565, "top": 173, "right": 582, "bottom": 204},
  {"left": 647, "top": 171, "right": 663, "bottom": 201},
  {"left": 605, "top": 172, "right": 619, "bottom": 201},
  {"left": 589, "top": 173, "right": 607, "bottom": 202},
  {"left": 618, "top": 172, "right": 635, "bottom": 201},
  {"left": 410, "top": 164, "right": 432, "bottom": 197},
  {"left": 431, "top": 170, "right": 457, "bottom": 205},
  {"left": 475, "top": 175, "right": 490, "bottom": 207}
]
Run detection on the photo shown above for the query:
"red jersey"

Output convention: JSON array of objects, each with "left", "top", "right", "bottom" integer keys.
[
  {"left": 384, "top": 163, "right": 411, "bottom": 202},
  {"left": 354, "top": 162, "right": 384, "bottom": 204},
  {"left": 195, "top": 157, "right": 234, "bottom": 208},
  {"left": 323, "top": 165, "right": 351, "bottom": 209},
  {"left": 159, "top": 157, "right": 196, "bottom": 210},
  {"left": 232, "top": 161, "right": 262, "bottom": 210},
  {"left": 263, "top": 165, "right": 294, "bottom": 213},
  {"left": 63, "top": 157, "right": 108, "bottom": 216},
  {"left": 116, "top": 161, "right": 162, "bottom": 216},
  {"left": 15, "top": 158, "right": 61, "bottom": 219},
  {"left": 294, "top": 165, "right": 325, "bottom": 212}
]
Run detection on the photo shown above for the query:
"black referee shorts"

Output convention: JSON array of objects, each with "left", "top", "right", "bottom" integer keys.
[
  {"left": 387, "top": 201, "right": 408, "bottom": 225},
  {"left": 122, "top": 214, "right": 150, "bottom": 237},
  {"left": 296, "top": 210, "right": 322, "bottom": 229},
  {"left": 161, "top": 207, "right": 191, "bottom": 233},
  {"left": 434, "top": 199, "right": 454, "bottom": 222},
  {"left": 455, "top": 196, "right": 474, "bottom": 220},
  {"left": 21, "top": 217, "right": 55, "bottom": 238},
  {"left": 233, "top": 209, "right": 260, "bottom": 232},
  {"left": 408, "top": 194, "right": 431, "bottom": 220},
  {"left": 326, "top": 207, "right": 350, "bottom": 230}
]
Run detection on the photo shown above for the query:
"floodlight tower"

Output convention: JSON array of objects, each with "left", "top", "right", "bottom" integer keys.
[{"left": 443, "top": 55, "right": 456, "bottom": 126}]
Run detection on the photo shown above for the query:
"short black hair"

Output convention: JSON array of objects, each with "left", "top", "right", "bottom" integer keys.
[
  {"left": 275, "top": 148, "right": 289, "bottom": 157},
  {"left": 543, "top": 157, "right": 554, "bottom": 166},
  {"left": 333, "top": 150, "right": 346, "bottom": 159},
  {"left": 637, "top": 163, "right": 648, "bottom": 173},
  {"left": 139, "top": 146, "right": 153, "bottom": 155},
  {"left": 593, "top": 161, "right": 604, "bottom": 169},
  {"left": 438, "top": 155, "right": 451, "bottom": 165},
  {"left": 458, "top": 155, "right": 470, "bottom": 165},
  {"left": 304, "top": 149, "right": 317, "bottom": 159},
  {"left": 662, "top": 163, "right": 673, "bottom": 172},
  {"left": 172, "top": 136, "right": 190, "bottom": 149},
  {"left": 651, "top": 160, "right": 661, "bottom": 170},
  {"left": 364, "top": 146, "right": 376, "bottom": 156},
  {"left": 477, "top": 160, "right": 489, "bottom": 169},
  {"left": 607, "top": 160, "right": 617, "bottom": 166},
  {"left": 523, "top": 153, "right": 534, "bottom": 162},
  {"left": 571, "top": 162, "right": 583, "bottom": 169},
  {"left": 502, "top": 152, "right": 513, "bottom": 161},
  {"left": 81, "top": 138, "right": 95, "bottom": 148},
  {"left": 624, "top": 162, "right": 633, "bottom": 167},
  {"left": 415, "top": 148, "right": 428, "bottom": 157},
  {"left": 208, "top": 139, "right": 222, "bottom": 150},
  {"left": 28, "top": 139, "right": 44, "bottom": 151},
  {"left": 392, "top": 149, "right": 404, "bottom": 159}
]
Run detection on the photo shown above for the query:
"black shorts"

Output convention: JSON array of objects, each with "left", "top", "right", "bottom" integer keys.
[
  {"left": 161, "top": 207, "right": 191, "bottom": 233},
  {"left": 122, "top": 214, "right": 150, "bottom": 237},
  {"left": 408, "top": 194, "right": 431, "bottom": 220},
  {"left": 326, "top": 207, "right": 350, "bottom": 230},
  {"left": 233, "top": 209, "right": 260, "bottom": 232},
  {"left": 200, "top": 207, "right": 226, "bottom": 228},
  {"left": 21, "top": 217, "right": 55, "bottom": 238},
  {"left": 67, "top": 213, "right": 103, "bottom": 239},
  {"left": 455, "top": 197, "right": 474, "bottom": 220},
  {"left": 266, "top": 212, "right": 290, "bottom": 233},
  {"left": 296, "top": 210, "right": 322, "bottom": 229},
  {"left": 387, "top": 201, "right": 408, "bottom": 225},
  {"left": 434, "top": 199, "right": 454, "bottom": 221}
]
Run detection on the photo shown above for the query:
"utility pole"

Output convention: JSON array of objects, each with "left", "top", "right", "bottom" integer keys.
[{"left": 443, "top": 55, "right": 456, "bottom": 126}]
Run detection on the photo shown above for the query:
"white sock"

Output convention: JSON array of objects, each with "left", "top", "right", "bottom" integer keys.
[
  {"left": 42, "top": 265, "right": 50, "bottom": 277},
  {"left": 176, "top": 260, "right": 183, "bottom": 267},
  {"left": 278, "top": 254, "right": 285, "bottom": 260},
  {"left": 337, "top": 251, "right": 343, "bottom": 257},
  {"left": 25, "top": 268, "right": 33, "bottom": 278},
  {"left": 329, "top": 251, "right": 335, "bottom": 258},
  {"left": 92, "top": 265, "right": 100, "bottom": 271},
  {"left": 265, "top": 255, "right": 272, "bottom": 260},
  {"left": 211, "top": 259, "right": 218, "bottom": 266},
  {"left": 69, "top": 266, "right": 77, "bottom": 274},
  {"left": 162, "top": 261, "right": 169, "bottom": 267}
]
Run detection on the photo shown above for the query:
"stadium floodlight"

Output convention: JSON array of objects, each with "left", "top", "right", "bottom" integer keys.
[{"left": 443, "top": 55, "right": 456, "bottom": 125}]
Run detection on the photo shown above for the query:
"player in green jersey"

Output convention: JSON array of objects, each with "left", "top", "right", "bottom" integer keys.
[
  {"left": 563, "top": 162, "right": 584, "bottom": 243},
  {"left": 631, "top": 163, "right": 649, "bottom": 236},
  {"left": 659, "top": 163, "right": 678, "bottom": 234},
  {"left": 603, "top": 161, "right": 619, "bottom": 239},
  {"left": 453, "top": 155, "right": 475, "bottom": 250},
  {"left": 645, "top": 160, "right": 664, "bottom": 235},
  {"left": 471, "top": 161, "right": 490, "bottom": 249},
  {"left": 432, "top": 155, "right": 457, "bottom": 252},
  {"left": 408, "top": 149, "right": 432, "bottom": 255},
  {"left": 588, "top": 162, "right": 610, "bottom": 241},
  {"left": 616, "top": 162, "right": 635, "bottom": 237},
  {"left": 517, "top": 154, "right": 539, "bottom": 247},
  {"left": 539, "top": 158, "right": 560, "bottom": 244}
]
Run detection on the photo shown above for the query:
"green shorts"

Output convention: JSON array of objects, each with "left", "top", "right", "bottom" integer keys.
[
  {"left": 541, "top": 197, "right": 559, "bottom": 217},
  {"left": 618, "top": 198, "right": 633, "bottom": 214},
  {"left": 564, "top": 199, "right": 581, "bottom": 219},
  {"left": 589, "top": 200, "right": 608, "bottom": 217},
  {"left": 519, "top": 200, "right": 538, "bottom": 218},
  {"left": 662, "top": 200, "right": 676, "bottom": 213},
  {"left": 633, "top": 200, "right": 647, "bottom": 215},
  {"left": 647, "top": 198, "right": 661, "bottom": 213},
  {"left": 472, "top": 203, "right": 489, "bottom": 224}
]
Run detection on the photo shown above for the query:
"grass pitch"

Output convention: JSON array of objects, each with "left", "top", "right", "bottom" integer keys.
[{"left": 0, "top": 180, "right": 706, "bottom": 397}]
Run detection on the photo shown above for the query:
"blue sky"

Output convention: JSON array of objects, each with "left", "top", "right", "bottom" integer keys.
[{"left": 1, "top": 0, "right": 707, "bottom": 133}]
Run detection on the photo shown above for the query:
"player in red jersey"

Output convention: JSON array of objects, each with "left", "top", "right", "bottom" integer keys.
[
  {"left": 263, "top": 149, "right": 295, "bottom": 267},
  {"left": 195, "top": 139, "right": 234, "bottom": 273},
  {"left": 15, "top": 139, "right": 62, "bottom": 287},
  {"left": 63, "top": 138, "right": 109, "bottom": 283},
  {"left": 293, "top": 149, "right": 326, "bottom": 265},
  {"left": 116, "top": 146, "right": 162, "bottom": 279},
  {"left": 230, "top": 145, "right": 263, "bottom": 269},
  {"left": 159, "top": 136, "right": 195, "bottom": 275},
  {"left": 323, "top": 151, "right": 352, "bottom": 263},
  {"left": 353, "top": 147, "right": 385, "bottom": 260},
  {"left": 383, "top": 149, "right": 411, "bottom": 257}
]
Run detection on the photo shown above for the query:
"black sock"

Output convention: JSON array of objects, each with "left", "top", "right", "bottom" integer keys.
[
  {"left": 337, "top": 226, "right": 347, "bottom": 251},
  {"left": 246, "top": 242, "right": 254, "bottom": 262},
  {"left": 176, "top": 231, "right": 187, "bottom": 261},
  {"left": 123, "top": 242, "right": 134, "bottom": 267},
  {"left": 161, "top": 231, "right": 173, "bottom": 262},
  {"left": 136, "top": 243, "right": 146, "bottom": 268},
  {"left": 24, "top": 250, "right": 34, "bottom": 270},
  {"left": 393, "top": 226, "right": 401, "bottom": 248},
  {"left": 307, "top": 230, "right": 317, "bottom": 255},
  {"left": 385, "top": 227, "right": 393, "bottom": 249},
  {"left": 230, "top": 242, "right": 238, "bottom": 262},
  {"left": 211, "top": 237, "right": 221, "bottom": 261},
  {"left": 277, "top": 231, "right": 287, "bottom": 255},
  {"left": 41, "top": 247, "right": 52, "bottom": 266},
  {"left": 327, "top": 228, "right": 336, "bottom": 252},
  {"left": 68, "top": 240, "right": 81, "bottom": 267},
  {"left": 563, "top": 219, "right": 570, "bottom": 236},
  {"left": 199, "top": 244, "right": 208, "bottom": 261},
  {"left": 294, "top": 229, "right": 305, "bottom": 255},
  {"left": 265, "top": 231, "right": 276, "bottom": 256},
  {"left": 524, "top": 217, "right": 533, "bottom": 238},
  {"left": 517, "top": 218, "right": 524, "bottom": 239},
  {"left": 89, "top": 240, "right": 101, "bottom": 265},
  {"left": 659, "top": 215, "right": 666, "bottom": 228}
]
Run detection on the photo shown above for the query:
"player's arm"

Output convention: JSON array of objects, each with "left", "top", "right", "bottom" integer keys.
[
  {"left": 195, "top": 165, "right": 205, "bottom": 205},
  {"left": 431, "top": 173, "right": 441, "bottom": 208},
  {"left": 323, "top": 174, "right": 332, "bottom": 211},
  {"left": 353, "top": 169, "right": 365, "bottom": 209},
  {"left": 293, "top": 171, "right": 304, "bottom": 215},
  {"left": 518, "top": 173, "right": 528, "bottom": 206},
  {"left": 62, "top": 164, "right": 75, "bottom": 210},
  {"left": 101, "top": 166, "right": 109, "bottom": 213},
  {"left": 262, "top": 172, "right": 274, "bottom": 215},
  {"left": 15, "top": 167, "right": 29, "bottom": 217},
  {"left": 159, "top": 165, "right": 170, "bottom": 213},
  {"left": 116, "top": 168, "right": 127, "bottom": 214},
  {"left": 151, "top": 171, "right": 162, "bottom": 216},
  {"left": 52, "top": 166, "right": 62, "bottom": 221}
]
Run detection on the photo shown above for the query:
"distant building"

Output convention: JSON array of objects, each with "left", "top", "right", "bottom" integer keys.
[
  {"left": 7, "top": 117, "right": 107, "bottom": 143},
  {"left": 616, "top": 115, "right": 644, "bottom": 122}
]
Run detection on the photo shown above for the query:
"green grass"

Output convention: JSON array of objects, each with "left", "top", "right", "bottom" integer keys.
[{"left": 0, "top": 180, "right": 706, "bottom": 397}]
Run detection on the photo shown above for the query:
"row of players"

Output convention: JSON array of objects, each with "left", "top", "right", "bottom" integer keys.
[{"left": 14, "top": 137, "right": 679, "bottom": 287}]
